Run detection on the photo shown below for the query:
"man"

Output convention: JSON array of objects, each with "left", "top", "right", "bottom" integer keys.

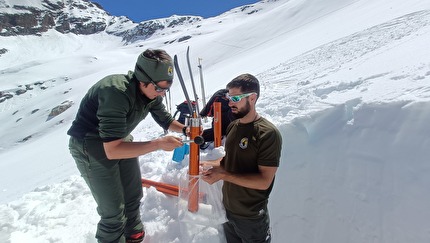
[
  {"left": 202, "top": 74, "right": 282, "bottom": 243},
  {"left": 68, "top": 49, "right": 186, "bottom": 243}
]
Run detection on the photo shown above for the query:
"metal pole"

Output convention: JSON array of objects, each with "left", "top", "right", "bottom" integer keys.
[
  {"left": 198, "top": 58, "right": 207, "bottom": 109},
  {"left": 214, "top": 102, "right": 222, "bottom": 147},
  {"left": 188, "top": 117, "right": 201, "bottom": 212}
]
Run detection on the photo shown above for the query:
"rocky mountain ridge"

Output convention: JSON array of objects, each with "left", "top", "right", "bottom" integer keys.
[{"left": 0, "top": 0, "right": 203, "bottom": 42}]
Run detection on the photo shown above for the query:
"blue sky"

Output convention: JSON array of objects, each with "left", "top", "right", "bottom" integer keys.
[{"left": 92, "top": 0, "right": 260, "bottom": 22}]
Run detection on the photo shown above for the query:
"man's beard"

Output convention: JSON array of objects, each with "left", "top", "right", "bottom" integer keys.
[{"left": 231, "top": 100, "right": 251, "bottom": 119}]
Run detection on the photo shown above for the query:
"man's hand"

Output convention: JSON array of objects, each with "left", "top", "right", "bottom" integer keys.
[{"left": 201, "top": 157, "right": 225, "bottom": 184}]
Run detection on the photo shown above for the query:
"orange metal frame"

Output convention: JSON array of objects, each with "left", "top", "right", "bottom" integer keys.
[
  {"left": 141, "top": 178, "right": 179, "bottom": 196},
  {"left": 141, "top": 104, "right": 223, "bottom": 212}
]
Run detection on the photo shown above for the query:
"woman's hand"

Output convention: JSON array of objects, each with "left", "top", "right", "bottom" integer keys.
[{"left": 155, "top": 135, "right": 183, "bottom": 151}]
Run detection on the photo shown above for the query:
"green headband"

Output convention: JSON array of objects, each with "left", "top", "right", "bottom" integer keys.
[{"left": 134, "top": 54, "right": 174, "bottom": 83}]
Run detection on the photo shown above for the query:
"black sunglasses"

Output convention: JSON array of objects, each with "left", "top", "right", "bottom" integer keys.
[
  {"left": 135, "top": 64, "right": 170, "bottom": 93},
  {"left": 150, "top": 80, "right": 169, "bottom": 93}
]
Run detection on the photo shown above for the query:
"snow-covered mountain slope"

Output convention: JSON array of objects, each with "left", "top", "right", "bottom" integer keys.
[{"left": 0, "top": 0, "right": 430, "bottom": 242}]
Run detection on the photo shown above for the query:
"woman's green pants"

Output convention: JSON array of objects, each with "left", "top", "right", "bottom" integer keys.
[{"left": 69, "top": 136, "right": 143, "bottom": 243}]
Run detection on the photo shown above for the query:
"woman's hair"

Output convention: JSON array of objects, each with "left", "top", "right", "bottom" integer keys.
[{"left": 142, "top": 49, "right": 172, "bottom": 63}]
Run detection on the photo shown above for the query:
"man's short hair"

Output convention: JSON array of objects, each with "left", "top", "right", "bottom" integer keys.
[{"left": 226, "top": 73, "right": 260, "bottom": 99}]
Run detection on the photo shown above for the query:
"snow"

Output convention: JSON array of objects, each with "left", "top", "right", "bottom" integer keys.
[{"left": 1, "top": 0, "right": 430, "bottom": 242}]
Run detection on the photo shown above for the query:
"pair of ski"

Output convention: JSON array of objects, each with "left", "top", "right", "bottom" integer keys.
[{"left": 174, "top": 46, "right": 200, "bottom": 117}]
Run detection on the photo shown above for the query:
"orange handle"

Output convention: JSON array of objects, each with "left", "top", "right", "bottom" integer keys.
[{"left": 213, "top": 102, "right": 222, "bottom": 147}]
